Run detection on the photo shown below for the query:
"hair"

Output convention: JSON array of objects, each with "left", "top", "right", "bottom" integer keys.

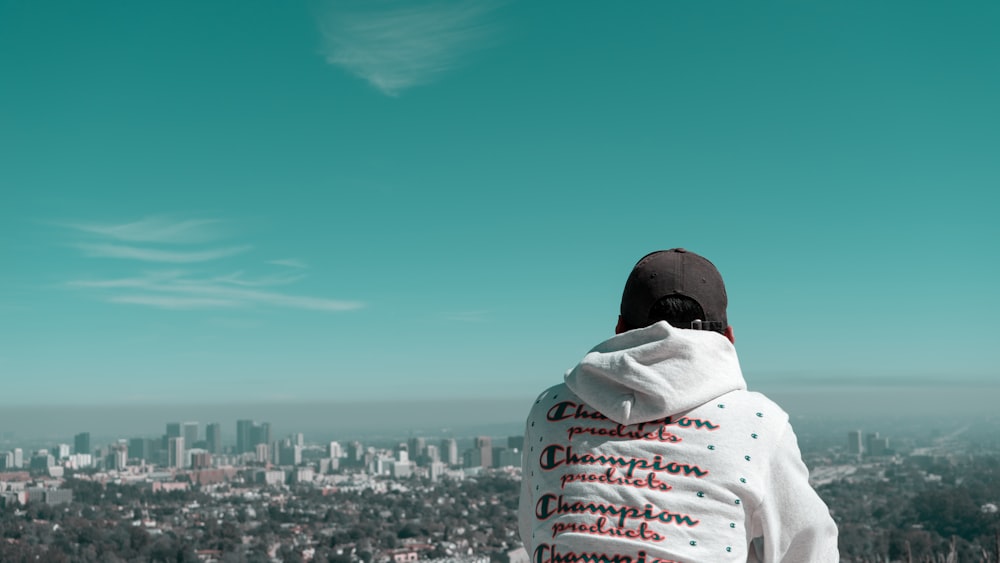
[{"left": 642, "top": 294, "right": 727, "bottom": 335}]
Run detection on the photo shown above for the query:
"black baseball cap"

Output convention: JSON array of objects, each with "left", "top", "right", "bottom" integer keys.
[{"left": 620, "top": 248, "right": 728, "bottom": 330}]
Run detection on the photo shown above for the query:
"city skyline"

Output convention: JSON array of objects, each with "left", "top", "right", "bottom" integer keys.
[
  {"left": 2, "top": 1, "right": 998, "bottom": 406},
  {"left": 3, "top": 411, "right": 996, "bottom": 562},
  {"left": 0, "top": 411, "right": 526, "bottom": 475}
]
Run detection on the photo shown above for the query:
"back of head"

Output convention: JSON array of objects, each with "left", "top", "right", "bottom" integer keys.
[{"left": 620, "top": 248, "right": 728, "bottom": 334}]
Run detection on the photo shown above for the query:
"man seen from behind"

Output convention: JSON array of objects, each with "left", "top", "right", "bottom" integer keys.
[{"left": 518, "top": 248, "right": 839, "bottom": 562}]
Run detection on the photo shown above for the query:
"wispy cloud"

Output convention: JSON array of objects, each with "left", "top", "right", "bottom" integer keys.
[
  {"left": 110, "top": 295, "right": 243, "bottom": 309},
  {"left": 69, "top": 271, "right": 364, "bottom": 313},
  {"left": 318, "top": 0, "right": 502, "bottom": 96},
  {"left": 63, "top": 217, "right": 224, "bottom": 244},
  {"left": 269, "top": 258, "right": 309, "bottom": 269},
  {"left": 61, "top": 216, "right": 363, "bottom": 314},
  {"left": 212, "top": 271, "right": 305, "bottom": 287},
  {"left": 78, "top": 243, "right": 253, "bottom": 263}
]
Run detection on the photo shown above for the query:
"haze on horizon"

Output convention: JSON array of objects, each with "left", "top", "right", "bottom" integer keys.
[
  {"left": 1, "top": 1, "right": 997, "bottom": 410},
  {"left": 1, "top": 379, "right": 996, "bottom": 445}
]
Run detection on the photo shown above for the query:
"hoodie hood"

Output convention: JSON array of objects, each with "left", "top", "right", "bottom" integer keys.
[{"left": 564, "top": 321, "right": 747, "bottom": 425}]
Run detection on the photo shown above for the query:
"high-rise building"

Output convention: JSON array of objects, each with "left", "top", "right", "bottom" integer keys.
[
  {"left": 429, "top": 461, "right": 447, "bottom": 482},
  {"left": 328, "top": 441, "right": 342, "bottom": 458},
  {"left": 279, "top": 443, "right": 302, "bottom": 466},
  {"left": 109, "top": 445, "right": 128, "bottom": 471},
  {"left": 128, "top": 438, "right": 147, "bottom": 461},
  {"left": 30, "top": 452, "right": 55, "bottom": 471},
  {"left": 237, "top": 420, "right": 254, "bottom": 454},
  {"left": 463, "top": 448, "right": 484, "bottom": 469},
  {"left": 847, "top": 430, "right": 863, "bottom": 455},
  {"left": 441, "top": 438, "right": 458, "bottom": 466},
  {"left": 13, "top": 448, "right": 23, "bottom": 468},
  {"left": 255, "top": 443, "right": 270, "bottom": 464},
  {"left": 426, "top": 444, "right": 440, "bottom": 463},
  {"left": 168, "top": 437, "right": 185, "bottom": 469},
  {"left": 865, "top": 432, "right": 880, "bottom": 456},
  {"left": 182, "top": 422, "right": 199, "bottom": 447},
  {"left": 408, "top": 437, "right": 426, "bottom": 460},
  {"left": 348, "top": 441, "right": 363, "bottom": 462},
  {"left": 166, "top": 422, "right": 182, "bottom": 439},
  {"left": 206, "top": 423, "right": 222, "bottom": 454},
  {"left": 271, "top": 440, "right": 281, "bottom": 465},
  {"left": 56, "top": 444, "right": 71, "bottom": 459},
  {"left": 0, "top": 451, "right": 12, "bottom": 470},
  {"left": 251, "top": 423, "right": 272, "bottom": 450},
  {"left": 475, "top": 436, "right": 493, "bottom": 469},
  {"left": 74, "top": 432, "right": 91, "bottom": 456}
]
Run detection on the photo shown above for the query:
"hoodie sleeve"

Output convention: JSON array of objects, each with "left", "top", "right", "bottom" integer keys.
[{"left": 748, "top": 422, "right": 839, "bottom": 563}]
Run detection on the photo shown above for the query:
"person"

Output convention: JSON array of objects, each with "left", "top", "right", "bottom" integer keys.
[{"left": 518, "top": 248, "right": 839, "bottom": 563}]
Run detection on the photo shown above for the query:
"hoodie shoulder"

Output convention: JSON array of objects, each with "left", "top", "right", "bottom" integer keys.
[
  {"left": 713, "top": 389, "right": 791, "bottom": 422},
  {"left": 526, "top": 383, "right": 578, "bottom": 420}
]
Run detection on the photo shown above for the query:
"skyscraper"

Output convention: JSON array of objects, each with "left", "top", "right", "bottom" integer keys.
[
  {"left": 251, "top": 423, "right": 272, "bottom": 449},
  {"left": 865, "top": 432, "right": 880, "bottom": 456},
  {"left": 237, "top": 420, "right": 273, "bottom": 454},
  {"left": 206, "top": 423, "right": 222, "bottom": 454},
  {"left": 128, "top": 437, "right": 149, "bottom": 461},
  {"left": 166, "top": 422, "right": 182, "bottom": 439},
  {"left": 441, "top": 438, "right": 458, "bottom": 466},
  {"left": 847, "top": 430, "right": 863, "bottom": 455},
  {"left": 236, "top": 420, "right": 254, "bottom": 454},
  {"left": 109, "top": 444, "right": 128, "bottom": 471},
  {"left": 408, "top": 437, "right": 426, "bottom": 460},
  {"left": 347, "top": 441, "right": 363, "bottom": 466},
  {"left": 279, "top": 442, "right": 302, "bottom": 466},
  {"left": 74, "top": 432, "right": 91, "bottom": 456},
  {"left": 168, "top": 437, "right": 185, "bottom": 469},
  {"left": 475, "top": 436, "right": 493, "bottom": 469},
  {"left": 328, "top": 441, "right": 342, "bottom": 458},
  {"left": 182, "top": 422, "right": 198, "bottom": 447},
  {"left": 255, "top": 443, "right": 270, "bottom": 464}
]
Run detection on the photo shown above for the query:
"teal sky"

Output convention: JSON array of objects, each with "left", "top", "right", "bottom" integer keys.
[{"left": 2, "top": 1, "right": 998, "bottom": 407}]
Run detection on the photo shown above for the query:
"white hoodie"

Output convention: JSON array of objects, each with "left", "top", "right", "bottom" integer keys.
[{"left": 518, "top": 322, "right": 839, "bottom": 563}]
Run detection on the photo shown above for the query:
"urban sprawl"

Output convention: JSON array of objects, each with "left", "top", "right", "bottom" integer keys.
[{"left": 2, "top": 416, "right": 999, "bottom": 562}]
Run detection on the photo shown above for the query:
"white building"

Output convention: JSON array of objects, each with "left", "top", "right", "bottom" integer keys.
[{"left": 168, "top": 437, "right": 185, "bottom": 469}]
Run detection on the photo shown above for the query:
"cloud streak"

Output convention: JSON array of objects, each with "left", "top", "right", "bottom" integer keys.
[
  {"left": 70, "top": 271, "right": 363, "bottom": 312},
  {"left": 110, "top": 295, "right": 243, "bottom": 310},
  {"left": 62, "top": 216, "right": 363, "bottom": 314},
  {"left": 78, "top": 243, "right": 253, "bottom": 263},
  {"left": 319, "top": 1, "right": 502, "bottom": 96},
  {"left": 269, "top": 258, "right": 309, "bottom": 269},
  {"left": 63, "top": 217, "right": 224, "bottom": 244}
]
